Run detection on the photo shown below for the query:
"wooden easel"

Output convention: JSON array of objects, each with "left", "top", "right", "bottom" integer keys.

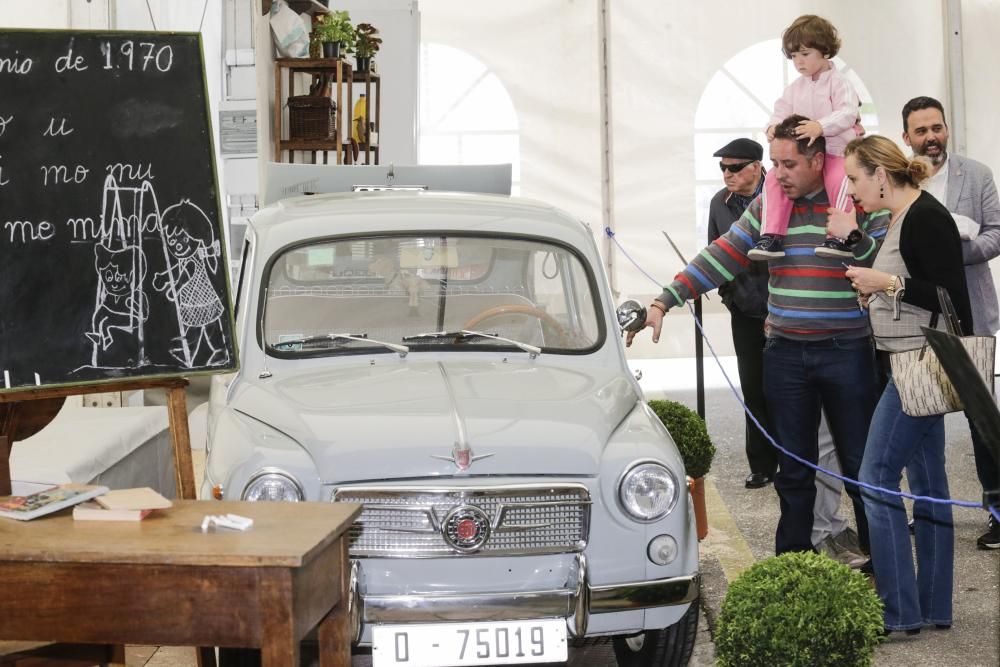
[{"left": 0, "top": 377, "right": 196, "bottom": 501}]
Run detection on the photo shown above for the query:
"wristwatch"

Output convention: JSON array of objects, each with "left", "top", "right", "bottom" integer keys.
[{"left": 845, "top": 229, "right": 863, "bottom": 246}]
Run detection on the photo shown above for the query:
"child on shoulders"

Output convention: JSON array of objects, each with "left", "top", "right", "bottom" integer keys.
[{"left": 748, "top": 14, "right": 863, "bottom": 261}]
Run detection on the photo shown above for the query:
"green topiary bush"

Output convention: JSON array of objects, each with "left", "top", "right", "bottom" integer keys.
[
  {"left": 715, "top": 551, "right": 884, "bottom": 667},
  {"left": 648, "top": 399, "right": 715, "bottom": 478}
]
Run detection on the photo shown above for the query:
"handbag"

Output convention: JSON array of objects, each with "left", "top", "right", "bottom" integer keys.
[{"left": 890, "top": 287, "right": 996, "bottom": 417}]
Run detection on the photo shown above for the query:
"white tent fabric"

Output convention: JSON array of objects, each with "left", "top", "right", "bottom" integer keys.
[{"left": 420, "top": 0, "right": 1000, "bottom": 358}]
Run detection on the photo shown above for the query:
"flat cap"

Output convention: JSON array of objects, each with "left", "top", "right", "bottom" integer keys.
[{"left": 713, "top": 138, "right": 763, "bottom": 161}]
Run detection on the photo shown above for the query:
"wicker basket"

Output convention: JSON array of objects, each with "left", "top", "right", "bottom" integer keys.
[{"left": 288, "top": 95, "right": 336, "bottom": 140}]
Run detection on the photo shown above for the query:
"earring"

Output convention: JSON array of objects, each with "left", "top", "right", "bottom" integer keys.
[{"left": 879, "top": 184, "right": 884, "bottom": 199}]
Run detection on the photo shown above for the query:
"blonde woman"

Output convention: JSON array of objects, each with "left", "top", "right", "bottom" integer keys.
[{"left": 830, "top": 135, "right": 972, "bottom": 634}]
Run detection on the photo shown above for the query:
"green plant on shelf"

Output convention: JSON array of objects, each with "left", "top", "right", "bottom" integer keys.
[
  {"left": 354, "top": 22, "right": 382, "bottom": 58},
  {"left": 315, "top": 10, "right": 355, "bottom": 49}
]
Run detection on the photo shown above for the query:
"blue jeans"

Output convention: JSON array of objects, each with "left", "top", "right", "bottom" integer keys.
[
  {"left": 859, "top": 379, "right": 953, "bottom": 630},
  {"left": 763, "top": 336, "right": 878, "bottom": 554}
]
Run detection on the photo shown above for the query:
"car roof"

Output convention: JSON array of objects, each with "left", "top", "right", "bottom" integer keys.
[{"left": 249, "top": 190, "right": 597, "bottom": 250}]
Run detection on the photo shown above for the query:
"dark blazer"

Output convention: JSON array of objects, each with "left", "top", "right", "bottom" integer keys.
[
  {"left": 707, "top": 169, "right": 769, "bottom": 318},
  {"left": 899, "top": 190, "right": 974, "bottom": 335}
]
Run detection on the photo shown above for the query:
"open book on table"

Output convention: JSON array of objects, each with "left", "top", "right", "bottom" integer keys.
[{"left": 0, "top": 483, "right": 109, "bottom": 521}]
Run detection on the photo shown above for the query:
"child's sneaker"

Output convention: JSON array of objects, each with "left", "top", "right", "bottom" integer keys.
[
  {"left": 814, "top": 237, "right": 854, "bottom": 259},
  {"left": 747, "top": 234, "right": 785, "bottom": 260}
]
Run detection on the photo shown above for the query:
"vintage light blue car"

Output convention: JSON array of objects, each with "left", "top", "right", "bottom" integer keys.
[{"left": 204, "top": 191, "right": 700, "bottom": 666}]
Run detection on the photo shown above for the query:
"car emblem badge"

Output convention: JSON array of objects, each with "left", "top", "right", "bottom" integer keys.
[
  {"left": 431, "top": 444, "right": 495, "bottom": 471},
  {"left": 442, "top": 505, "right": 491, "bottom": 553}
]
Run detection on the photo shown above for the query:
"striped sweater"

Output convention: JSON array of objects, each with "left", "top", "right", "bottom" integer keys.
[{"left": 657, "top": 193, "right": 890, "bottom": 340}]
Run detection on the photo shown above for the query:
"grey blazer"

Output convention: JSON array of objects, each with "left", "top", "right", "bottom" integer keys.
[{"left": 946, "top": 154, "right": 1000, "bottom": 334}]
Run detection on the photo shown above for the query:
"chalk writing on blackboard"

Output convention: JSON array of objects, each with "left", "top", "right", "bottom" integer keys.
[{"left": 0, "top": 30, "right": 237, "bottom": 392}]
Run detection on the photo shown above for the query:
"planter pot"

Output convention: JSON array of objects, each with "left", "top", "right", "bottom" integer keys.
[
  {"left": 355, "top": 56, "right": 371, "bottom": 72},
  {"left": 322, "top": 41, "right": 340, "bottom": 59},
  {"left": 688, "top": 476, "right": 708, "bottom": 541}
]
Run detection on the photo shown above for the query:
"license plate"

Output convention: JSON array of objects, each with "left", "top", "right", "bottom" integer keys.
[{"left": 372, "top": 619, "right": 568, "bottom": 667}]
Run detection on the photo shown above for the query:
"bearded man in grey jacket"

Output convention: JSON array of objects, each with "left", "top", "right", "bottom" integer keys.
[{"left": 903, "top": 95, "right": 1000, "bottom": 550}]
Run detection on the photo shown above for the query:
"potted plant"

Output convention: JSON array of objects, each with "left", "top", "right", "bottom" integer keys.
[
  {"left": 353, "top": 22, "right": 382, "bottom": 72},
  {"left": 648, "top": 399, "right": 715, "bottom": 540},
  {"left": 315, "top": 10, "right": 354, "bottom": 60},
  {"left": 715, "top": 551, "right": 884, "bottom": 667}
]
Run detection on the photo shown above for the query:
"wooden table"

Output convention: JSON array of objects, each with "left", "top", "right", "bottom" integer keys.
[{"left": 0, "top": 500, "right": 361, "bottom": 665}]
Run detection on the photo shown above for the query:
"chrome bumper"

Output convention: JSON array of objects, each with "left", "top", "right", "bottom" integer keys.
[{"left": 350, "top": 555, "right": 699, "bottom": 640}]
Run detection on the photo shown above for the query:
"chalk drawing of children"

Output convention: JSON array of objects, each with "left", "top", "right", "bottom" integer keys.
[
  {"left": 86, "top": 242, "right": 149, "bottom": 360},
  {"left": 152, "top": 200, "right": 229, "bottom": 368}
]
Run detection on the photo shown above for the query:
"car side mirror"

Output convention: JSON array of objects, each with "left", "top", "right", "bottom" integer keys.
[{"left": 616, "top": 300, "right": 647, "bottom": 333}]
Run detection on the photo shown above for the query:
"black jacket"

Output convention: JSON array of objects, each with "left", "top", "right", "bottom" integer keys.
[
  {"left": 707, "top": 172, "right": 769, "bottom": 318},
  {"left": 898, "top": 191, "right": 974, "bottom": 334}
]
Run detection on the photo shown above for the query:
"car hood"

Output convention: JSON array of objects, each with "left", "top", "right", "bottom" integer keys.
[{"left": 229, "top": 359, "right": 640, "bottom": 481}]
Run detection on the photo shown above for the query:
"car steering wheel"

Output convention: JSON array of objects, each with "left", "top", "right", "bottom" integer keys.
[{"left": 463, "top": 304, "right": 571, "bottom": 347}]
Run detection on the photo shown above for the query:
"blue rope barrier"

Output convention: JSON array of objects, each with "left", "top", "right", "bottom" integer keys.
[{"left": 606, "top": 226, "right": 995, "bottom": 516}]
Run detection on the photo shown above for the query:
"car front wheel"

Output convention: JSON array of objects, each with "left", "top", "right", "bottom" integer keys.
[{"left": 612, "top": 600, "right": 699, "bottom": 667}]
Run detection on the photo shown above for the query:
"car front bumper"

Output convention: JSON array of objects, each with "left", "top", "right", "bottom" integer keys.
[{"left": 350, "top": 554, "right": 699, "bottom": 644}]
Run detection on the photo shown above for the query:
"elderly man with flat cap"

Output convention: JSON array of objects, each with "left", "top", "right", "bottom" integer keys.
[{"left": 708, "top": 138, "right": 777, "bottom": 489}]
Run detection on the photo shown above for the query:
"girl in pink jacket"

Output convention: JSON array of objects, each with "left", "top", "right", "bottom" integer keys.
[{"left": 748, "top": 15, "right": 863, "bottom": 260}]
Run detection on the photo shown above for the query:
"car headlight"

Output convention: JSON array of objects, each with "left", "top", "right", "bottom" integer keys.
[
  {"left": 618, "top": 462, "right": 678, "bottom": 521},
  {"left": 241, "top": 469, "right": 303, "bottom": 502}
]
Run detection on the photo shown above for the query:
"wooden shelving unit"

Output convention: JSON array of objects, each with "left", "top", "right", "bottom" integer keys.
[
  {"left": 351, "top": 69, "right": 381, "bottom": 165},
  {"left": 274, "top": 57, "right": 353, "bottom": 164}
]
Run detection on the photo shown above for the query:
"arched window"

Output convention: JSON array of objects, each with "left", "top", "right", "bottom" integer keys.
[
  {"left": 693, "top": 39, "right": 878, "bottom": 247},
  {"left": 418, "top": 42, "right": 520, "bottom": 193}
]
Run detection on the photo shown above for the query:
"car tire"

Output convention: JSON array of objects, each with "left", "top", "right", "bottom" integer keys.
[
  {"left": 217, "top": 648, "right": 260, "bottom": 667},
  {"left": 612, "top": 600, "right": 699, "bottom": 667}
]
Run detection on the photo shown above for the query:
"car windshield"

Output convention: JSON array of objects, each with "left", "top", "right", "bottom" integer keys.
[{"left": 262, "top": 234, "right": 604, "bottom": 356}]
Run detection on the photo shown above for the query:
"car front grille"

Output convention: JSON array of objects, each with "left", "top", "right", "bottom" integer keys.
[{"left": 333, "top": 484, "right": 591, "bottom": 557}]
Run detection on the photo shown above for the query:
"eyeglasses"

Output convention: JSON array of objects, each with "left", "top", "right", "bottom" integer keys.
[{"left": 719, "top": 160, "right": 756, "bottom": 174}]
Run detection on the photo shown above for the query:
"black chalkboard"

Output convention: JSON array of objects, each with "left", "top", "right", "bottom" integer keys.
[{"left": 0, "top": 30, "right": 237, "bottom": 392}]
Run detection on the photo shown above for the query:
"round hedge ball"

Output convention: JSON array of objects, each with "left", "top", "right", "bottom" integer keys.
[
  {"left": 715, "top": 551, "right": 884, "bottom": 667},
  {"left": 647, "top": 399, "right": 716, "bottom": 479}
]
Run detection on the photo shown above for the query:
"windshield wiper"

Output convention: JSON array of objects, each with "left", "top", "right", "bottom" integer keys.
[
  {"left": 403, "top": 330, "right": 540, "bottom": 358},
  {"left": 273, "top": 332, "right": 408, "bottom": 357}
]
